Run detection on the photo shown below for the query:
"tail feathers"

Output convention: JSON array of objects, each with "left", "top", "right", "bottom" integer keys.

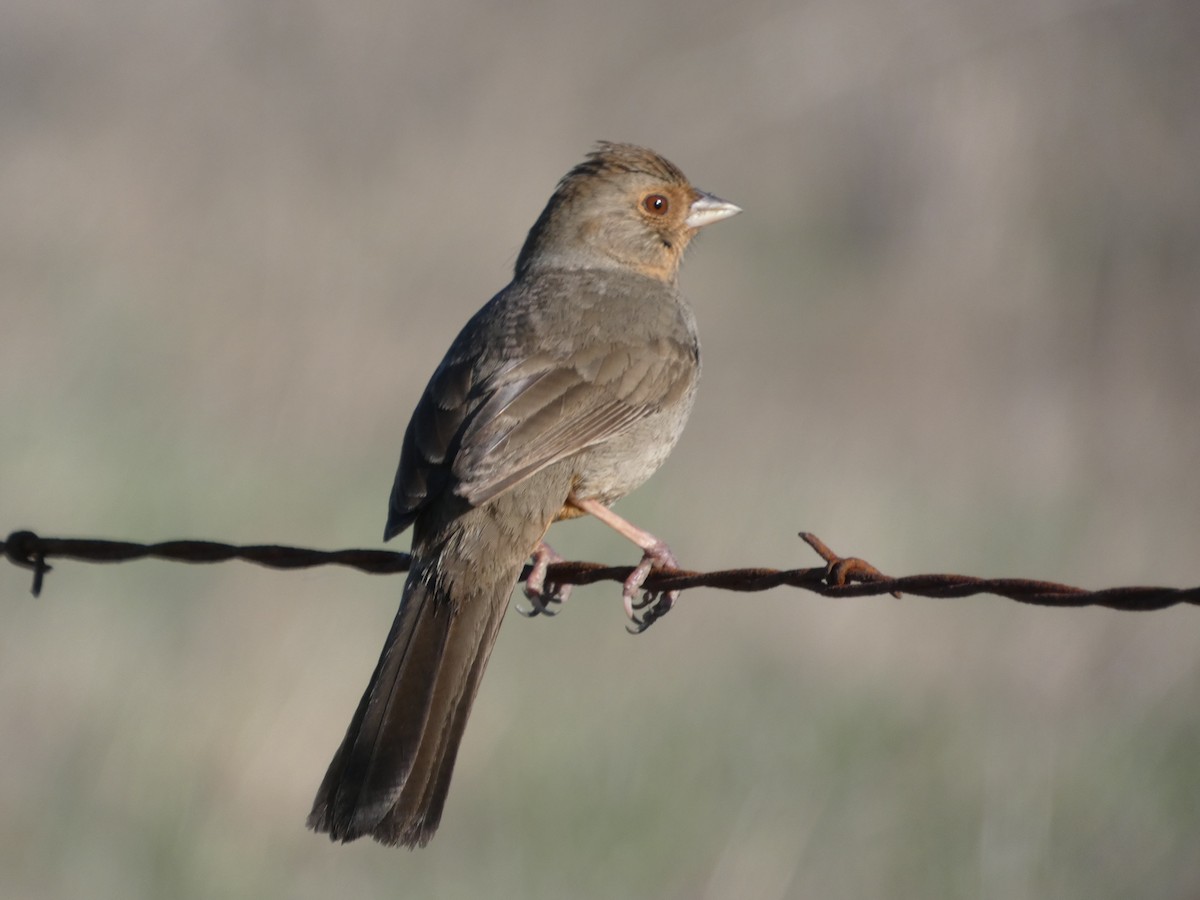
[
  {"left": 306, "top": 565, "right": 510, "bottom": 847},
  {"left": 375, "top": 587, "right": 508, "bottom": 846}
]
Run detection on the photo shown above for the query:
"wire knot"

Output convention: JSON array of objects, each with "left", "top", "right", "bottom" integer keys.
[{"left": 4, "top": 530, "right": 52, "bottom": 597}]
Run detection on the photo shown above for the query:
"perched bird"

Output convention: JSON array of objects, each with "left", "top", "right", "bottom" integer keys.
[{"left": 307, "top": 142, "right": 740, "bottom": 847}]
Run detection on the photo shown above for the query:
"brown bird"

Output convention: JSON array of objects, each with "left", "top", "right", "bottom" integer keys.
[{"left": 307, "top": 142, "right": 740, "bottom": 847}]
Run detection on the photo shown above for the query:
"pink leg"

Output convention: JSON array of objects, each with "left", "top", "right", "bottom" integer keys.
[
  {"left": 568, "top": 495, "right": 681, "bottom": 633},
  {"left": 519, "top": 541, "right": 571, "bottom": 617}
]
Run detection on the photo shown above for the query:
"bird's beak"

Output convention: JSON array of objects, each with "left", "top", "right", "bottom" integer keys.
[{"left": 685, "top": 192, "right": 742, "bottom": 229}]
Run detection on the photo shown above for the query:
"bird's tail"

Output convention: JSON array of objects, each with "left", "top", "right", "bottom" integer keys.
[{"left": 306, "top": 548, "right": 515, "bottom": 848}]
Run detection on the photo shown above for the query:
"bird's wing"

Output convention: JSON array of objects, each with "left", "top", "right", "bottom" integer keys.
[
  {"left": 385, "top": 334, "right": 695, "bottom": 538},
  {"left": 384, "top": 354, "right": 476, "bottom": 539},
  {"left": 453, "top": 337, "right": 695, "bottom": 505}
]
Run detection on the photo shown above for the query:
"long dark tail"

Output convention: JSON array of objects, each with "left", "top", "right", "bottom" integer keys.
[{"left": 306, "top": 553, "right": 513, "bottom": 847}]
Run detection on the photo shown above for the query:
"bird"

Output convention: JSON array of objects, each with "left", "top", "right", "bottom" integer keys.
[{"left": 307, "top": 142, "right": 741, "bottom": 848}]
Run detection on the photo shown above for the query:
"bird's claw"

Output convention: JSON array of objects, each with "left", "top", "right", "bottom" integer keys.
[
  {"left": 622, "top": 541, "right": 680, "bottom": 634},
  {"left": 628, "top": 592, "right": 660, "bottom": 611},
  {"left": 518, "top": 541, "right": 572, "bottom": 618},
  {"left": 624, "top": 590, "right": 675, "bottom": 634}
]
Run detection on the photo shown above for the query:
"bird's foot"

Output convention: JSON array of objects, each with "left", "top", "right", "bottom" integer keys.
[
  {"left": 518, "top": 541, "right": 572, "bottom": 618},
  {"left": 623, "top": 540, "right": 680, "bottom": 634}
]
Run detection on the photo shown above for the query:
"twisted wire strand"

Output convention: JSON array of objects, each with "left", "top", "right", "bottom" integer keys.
[{"left": 4, "top": 530, "right": 1195, "bottom": 611}]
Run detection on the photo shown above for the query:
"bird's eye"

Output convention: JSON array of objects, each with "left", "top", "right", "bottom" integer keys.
[{"left": 642, "top": 194, "right": 669, "bottom": 215}]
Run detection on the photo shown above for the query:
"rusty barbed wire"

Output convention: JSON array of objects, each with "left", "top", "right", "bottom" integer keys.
[{"left": 4, "top": 529, "right": 1196, "bottom": 612}]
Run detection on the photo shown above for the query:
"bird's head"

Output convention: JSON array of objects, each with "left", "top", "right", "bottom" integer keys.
[{"left": 515, "top": 142, "right": 741, "bottom": 283}]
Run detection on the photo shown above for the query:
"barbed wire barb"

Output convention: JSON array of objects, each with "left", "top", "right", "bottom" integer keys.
[{"left": 3, "top": 529, "right": 1197, "bottom": 612}]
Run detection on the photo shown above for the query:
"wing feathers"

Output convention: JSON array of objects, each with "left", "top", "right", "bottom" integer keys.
[{"left": 385, "top": 277, "right": 697, "bottom": 535}]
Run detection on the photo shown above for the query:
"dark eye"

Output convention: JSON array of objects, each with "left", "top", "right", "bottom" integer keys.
[{"left": 642, "top": 194, "right": 669, "bottom": 215}]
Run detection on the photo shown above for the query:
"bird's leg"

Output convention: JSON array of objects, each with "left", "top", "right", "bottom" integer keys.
[
  {"left": 518, "top": 541, "right": 571, "bottom": 618},
  {"left": 567, "top": 495, "right": 680, "bottom": 633}
]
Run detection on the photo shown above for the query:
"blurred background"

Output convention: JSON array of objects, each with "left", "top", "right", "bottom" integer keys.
[{"left": 2, "top": 0, "right": 1198, "bottom": 896}]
